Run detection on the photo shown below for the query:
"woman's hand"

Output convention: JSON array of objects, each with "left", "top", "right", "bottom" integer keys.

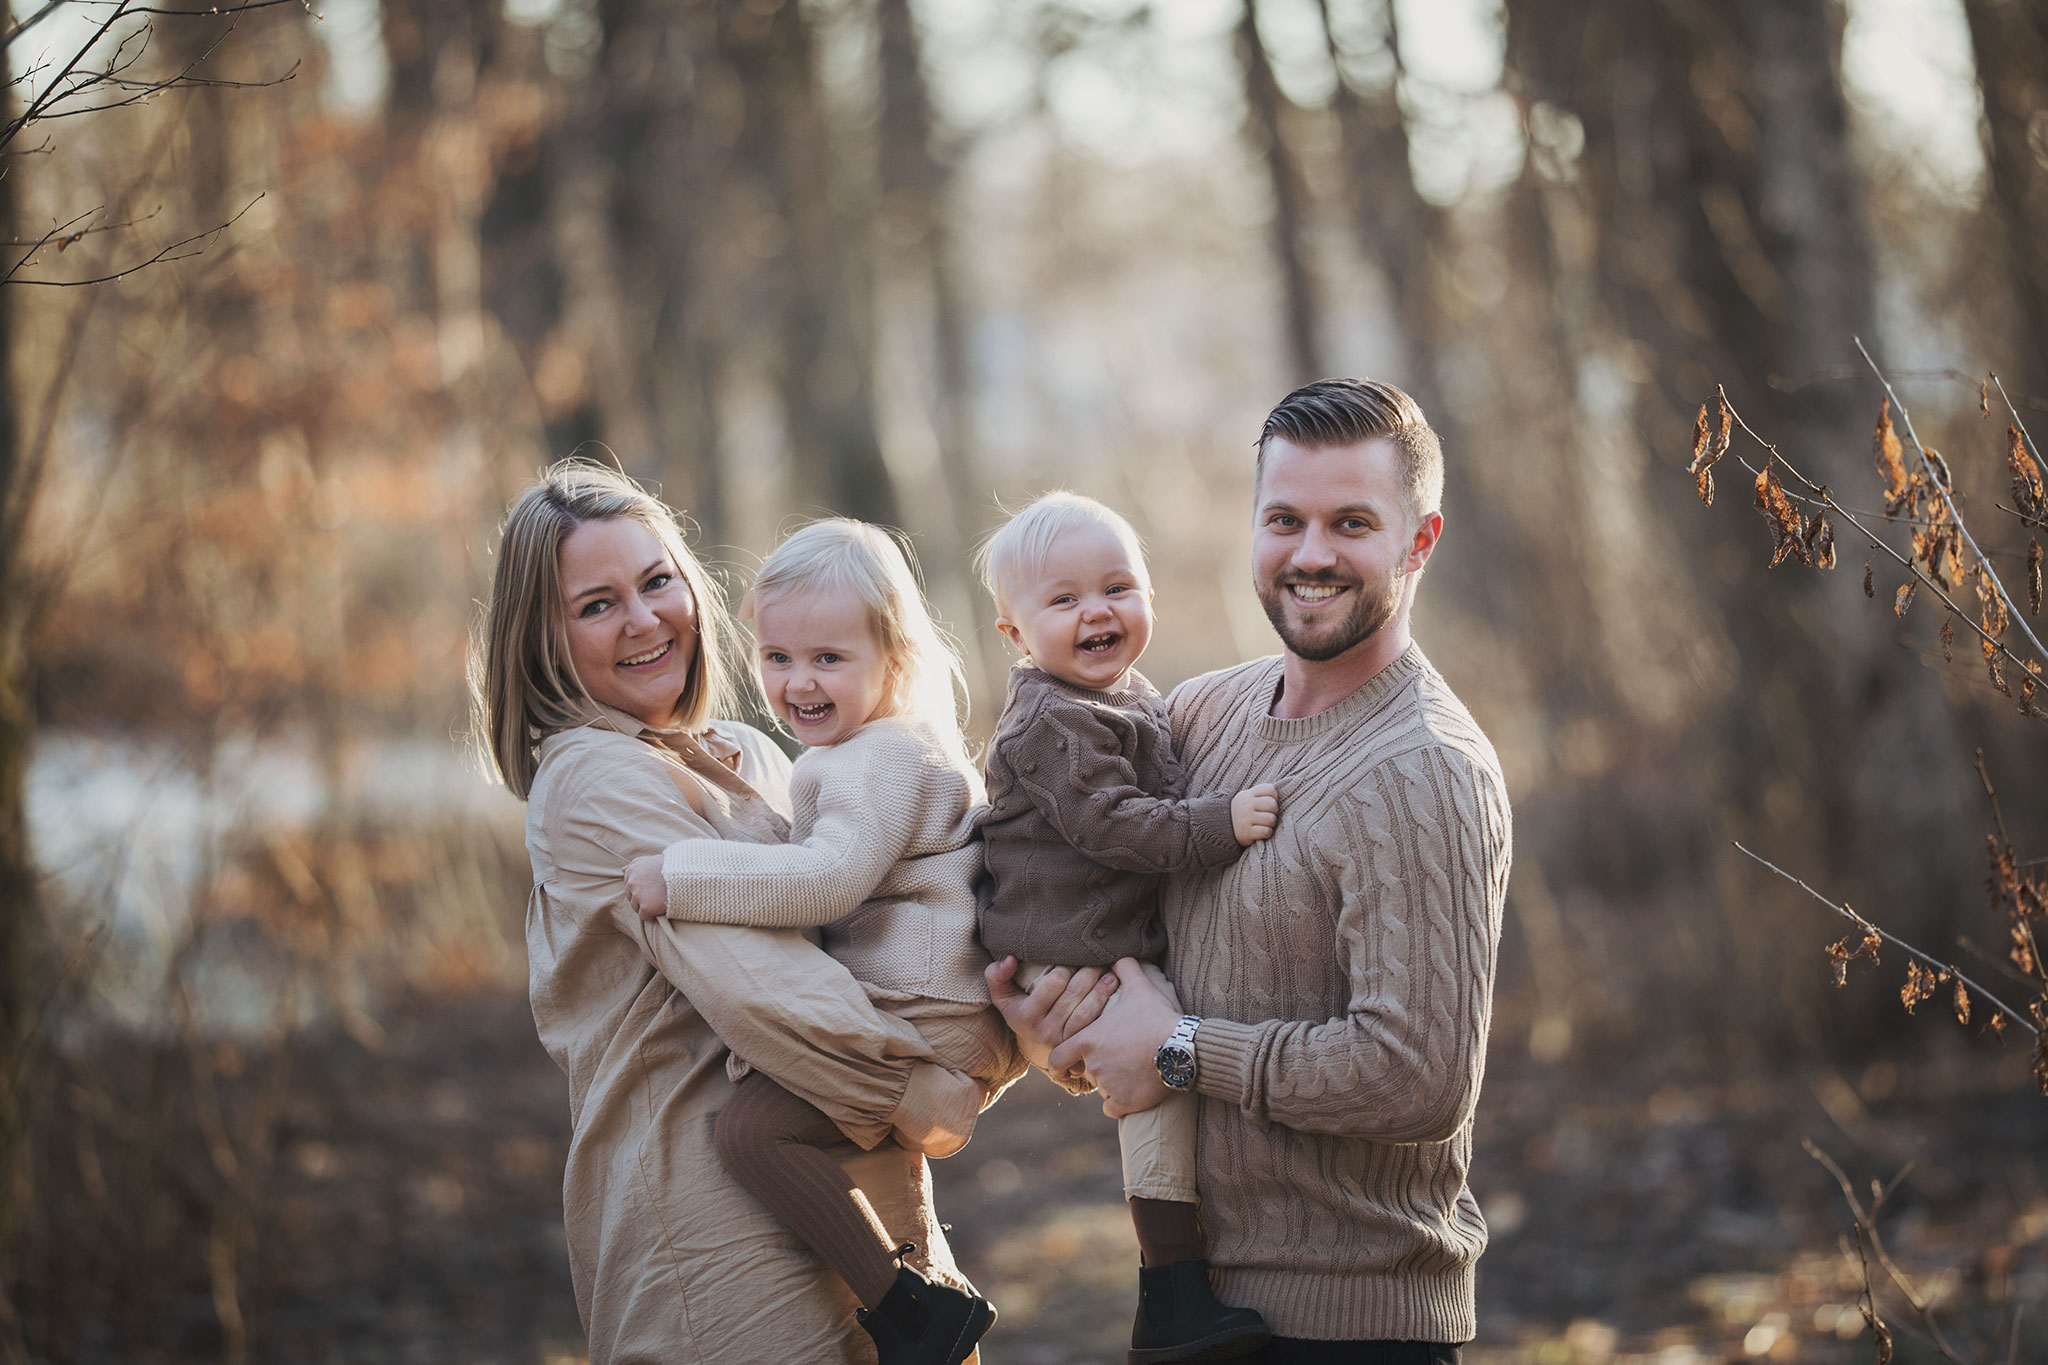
[
  {"left": 624, "top": 855, "right": 667, "bottom": 920},
  {"left": 984, "top": 956, "right": 1119, "bottom": 1083}
]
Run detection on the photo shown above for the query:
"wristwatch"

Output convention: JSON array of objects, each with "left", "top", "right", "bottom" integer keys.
[{"left": 1155, "top": 1014, "right": 1202, "bottom": 1090}]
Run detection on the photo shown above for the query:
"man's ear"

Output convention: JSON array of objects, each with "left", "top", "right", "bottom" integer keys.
[
  {"left": 1406, "top": 511, "right": 1443, "bottom": 574},
  {"left": 995, "top": 617, "right": 1026, "bottom": 652}
]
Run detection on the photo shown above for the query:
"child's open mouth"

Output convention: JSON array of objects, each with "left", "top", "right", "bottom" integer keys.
[
  {"left": 1078, "top": 632, "right": 1122, "bottom": 655},
  {"left": 790, "top": 701, "right": 834, "bottom": 723}
]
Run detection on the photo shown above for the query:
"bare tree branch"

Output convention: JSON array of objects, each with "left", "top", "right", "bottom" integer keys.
[
  {"left": 4, "top": 192, "right": 261, "bottom": 287},
  {"left": 1732, "top": 841, "right": 2039, "bottom": 1036}
]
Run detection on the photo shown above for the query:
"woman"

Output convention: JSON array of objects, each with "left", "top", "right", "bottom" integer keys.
[{"left": 476, "top": 460, "right": 986, "bottom": 1363}]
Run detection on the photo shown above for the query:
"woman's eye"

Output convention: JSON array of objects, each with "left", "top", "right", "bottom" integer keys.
[
  {"left": 645, "top": 572, "right": 672, "bottom": 591},
  {"left": 579, "top": 599, "right": 609, "bottom": 618}
]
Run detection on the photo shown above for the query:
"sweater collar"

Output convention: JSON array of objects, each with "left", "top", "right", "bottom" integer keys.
[
  {"left": 1010, "top": 661, "right": 1158, "bottom": 708},
  {"left": 574, "top": 701, "right": 745, "bottom": 772},
  {"left": 1252, "top": 644, "right": 1427, "bottom": 744}
]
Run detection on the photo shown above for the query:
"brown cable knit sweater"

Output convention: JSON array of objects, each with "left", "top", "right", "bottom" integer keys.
[
  {"left": 1164, "top": 647, "right": 1511, "bottom": 1345},
  {"left": 977, "top": 665, "right": 1245, "bottom": 968}
]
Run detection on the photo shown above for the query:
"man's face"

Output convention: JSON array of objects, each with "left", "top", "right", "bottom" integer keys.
[{"left": 1252, "top": 435, "right": 1438, "bottom": 662}]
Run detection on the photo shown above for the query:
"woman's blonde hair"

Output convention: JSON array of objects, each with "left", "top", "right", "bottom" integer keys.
[
  {"left": 748, "top": 519, "right": 970, "bottom": 756},
  {"left": 472, "top": 459, "right": 745, "bottom": 799}
]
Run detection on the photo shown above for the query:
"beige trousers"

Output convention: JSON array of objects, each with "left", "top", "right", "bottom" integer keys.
[{"left": 1016, "top": 959, "right": 1198, "bottom": 1203}]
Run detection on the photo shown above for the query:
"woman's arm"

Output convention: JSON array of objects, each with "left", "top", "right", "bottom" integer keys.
[{"left": 541, "top": 744, "right": 948, "bottom": 1150}]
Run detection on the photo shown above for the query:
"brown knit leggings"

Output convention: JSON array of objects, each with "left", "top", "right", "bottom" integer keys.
[{"left": 714, "top": 1071, "right": 900, "bottom": 1308}]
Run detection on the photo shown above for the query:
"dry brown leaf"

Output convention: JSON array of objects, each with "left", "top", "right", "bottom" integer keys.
[
  {"left": 1900, "top": 961, "right": 1942, "bottom": 1013},
  {"left": 1894, "top": 581, "right": 1917, "bottom": 619},
  {"left": 2030, "top": 539, "right": 2042, "bottom": 616},
  {"left": 1863, "top": 560, "right": 1874, "bottom": 598},
  {"left": 1941, "top": 615, "right": 1954, "bottom": 663},
  {"left": 1990, "top": 650, "right": 2010, "bottom": 696},
  {"left": 1801, "top": 510, "right": 1837, "bottom": 570},
  {"left": 1754, "top": 460, "right": 1806, "bottom": 567},
  {"left": 2012, "top": 425, "right": 2047, "bottom": 523},
  {"left": 2036, "top": 1028, "right": 2048, "bottom": 1099},
  {"left": 1954, "top": 978, "right": 1971, "bottom": 1025},
  {"left": 1926, "top": 447, "right": 1954, "bottom": 491},
  {"left": 1875, "top": 398, "right": 1909, "bottom": 506}
]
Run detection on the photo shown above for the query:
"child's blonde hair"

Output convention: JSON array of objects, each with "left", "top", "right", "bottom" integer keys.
[
  {"left": 974, "top": 491, "right": 1150, "bottom": 615},
  {"left": 748, "top": 519, "right": 971, "bottom": 754}
]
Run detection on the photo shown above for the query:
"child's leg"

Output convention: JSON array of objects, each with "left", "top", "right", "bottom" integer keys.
[
  {"left": 715, "top": 1071, "right": 901, "bottom": 1308},
  {"left": 1109, "top": 963, "right": 1203, "bottom": 1265}
]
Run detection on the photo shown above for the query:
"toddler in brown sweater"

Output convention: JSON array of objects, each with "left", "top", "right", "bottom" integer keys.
[
  {"left": 975, "top": 492, "right": 1278, "bottom": 1364},
  {"left": 620, "top": 519, "right": 1019, "bottom": 1365}
]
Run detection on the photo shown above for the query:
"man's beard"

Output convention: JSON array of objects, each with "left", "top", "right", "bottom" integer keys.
[{"left": 1256, "top": 566, "right": 1404, "bottom": 662}]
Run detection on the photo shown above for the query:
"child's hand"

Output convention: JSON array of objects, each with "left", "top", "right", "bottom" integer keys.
[
  {"left": 1231, "top": 784, "right": 1279, "bottom": 845},
  {"left": 624, "top": 855, "right": 667, "bottom": 920}
]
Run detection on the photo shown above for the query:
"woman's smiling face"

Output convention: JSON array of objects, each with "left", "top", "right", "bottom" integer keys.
[{"left": 558, "top": 516, "right": 700, "bottom": 729}]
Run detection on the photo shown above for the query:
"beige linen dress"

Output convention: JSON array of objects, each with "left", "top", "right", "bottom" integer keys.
[{"left": 524, "top": 704, "right": 976, "bottom": 1364}]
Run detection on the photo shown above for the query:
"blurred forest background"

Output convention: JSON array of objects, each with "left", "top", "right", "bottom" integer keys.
[{"left": 3, "top": 0, "right": 2048, "bottom": 1360}]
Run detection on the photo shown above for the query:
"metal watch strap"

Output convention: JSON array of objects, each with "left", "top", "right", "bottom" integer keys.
[{"left": 1156, "top": 1013, "right": 1202, "bottom": 1090}]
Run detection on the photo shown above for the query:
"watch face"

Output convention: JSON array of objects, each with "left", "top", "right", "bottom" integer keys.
[{"left": 1156, "top": 1044, "right": 1197, "bottom": 1090}]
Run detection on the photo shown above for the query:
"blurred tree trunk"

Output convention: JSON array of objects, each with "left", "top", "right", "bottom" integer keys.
[
  {"left": 0, "top": 89, "right": 28, "bottom": 1260},
  {"left": 874, "top": 0, "right": 1000, "bottom": 691},
  {"left": 1237, "top": 0, "right": 1323, "bottom": 382},
  {"left": 1506, "top": 0, "right": 1972, "bottom": 989},
  {"left": 721, "top": 0, "right": 900, "bottom": 525},
  {"left": 597, "top": 0, "right": 725, "bottom": 531},
  {"left": 1962, "top": 0, "right": 2048, "bottom": 390},
  {"left": 1313, "top": 0, "right": 1434, "bottom": 409}
]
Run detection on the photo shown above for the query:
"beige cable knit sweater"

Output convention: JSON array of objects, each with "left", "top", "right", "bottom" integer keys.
[{"left": 1162, "top": 647, "right": 1511, "bottom": 1345}]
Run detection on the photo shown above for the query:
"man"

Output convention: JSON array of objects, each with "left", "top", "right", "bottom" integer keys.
[{"left": 990, "top": 378, "right": 1512, "bottom": 1364}]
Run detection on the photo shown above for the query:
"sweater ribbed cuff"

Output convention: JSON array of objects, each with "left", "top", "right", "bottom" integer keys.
[
  {"left": 1191, "top": 1016, "right": 1268, "bottom": 1106},
  {"left": 1188, "top": 792, "right": 1247, "bottom": 867}
]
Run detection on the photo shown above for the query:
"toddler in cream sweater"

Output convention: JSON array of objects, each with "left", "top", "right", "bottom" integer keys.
[
  {"left": 975, "top": 492, "right": 1277, "bottom": 1364},
  {"left": 622, "top": 519, "right": 1018, "bottom": 1365}
]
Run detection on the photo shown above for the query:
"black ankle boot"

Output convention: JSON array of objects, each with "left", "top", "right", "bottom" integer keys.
[
  {"left": 856, "top": 1262, "right": 997, "bottom": 1365},
  {"left": 1128, "top": 1259, "right": 1271, "bottom": 1363}
]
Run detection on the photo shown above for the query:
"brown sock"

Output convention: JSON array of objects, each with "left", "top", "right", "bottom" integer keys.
[
  {"left": 1129, "top": 1196, "right": 1204, "bottom": 1267},
  {"left": 716, "top": 1073, "right": 900, "bottom": 1308}
]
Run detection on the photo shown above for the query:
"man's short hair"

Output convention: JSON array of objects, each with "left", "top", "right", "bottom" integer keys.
[{"left": 1256, "top": 378, "right": 1444, "bottom": 522}]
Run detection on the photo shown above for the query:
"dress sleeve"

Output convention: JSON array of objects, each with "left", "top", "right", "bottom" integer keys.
[
  {"left": 543, "top": 745, "right": 936, "bottom": 1149},
  {"left": 1010, "top": 696, "right": 1244, "bottom": 874},
  {"left": 1189, "top": 745, "right": 1512, "bottom": 1142},
  {"left": 658, "top": 727, "right": 918, "bottom": 929}
]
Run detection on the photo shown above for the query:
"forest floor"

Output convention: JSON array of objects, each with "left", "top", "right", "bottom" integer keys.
[{"left": 16, "top": 986, "right": 2046, "bottom": 1364}]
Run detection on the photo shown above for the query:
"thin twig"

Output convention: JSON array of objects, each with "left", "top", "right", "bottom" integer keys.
[
  {"left": 1806, "top": 1140, "right": 1970, "bottom": 1365},
  {"left": 1858, "top": 338, "right": 2048, "bottom": 663},
  {"left": 1975, "top": 749, "right": 2045, "bottom": 989},
  {"left": 1732, "top": 841, "right": 2039, "bottom": 1034},
  {"left": 4, "top": 192, "right": 261, "bottom": 286}
]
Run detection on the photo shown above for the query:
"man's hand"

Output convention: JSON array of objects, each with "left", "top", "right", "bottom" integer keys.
[
  {"left": 985, "top": 956, "right": 1118, "bottom": 1080},
  {"left": 624, "top": 855, "right": 667, "bottom": 920},
  {"left": 1050, "top": 957, "right": 1179, "bottom": 1119},
  {"left": 1231, "top": 784, "right": 1279, "bottom": 845}
]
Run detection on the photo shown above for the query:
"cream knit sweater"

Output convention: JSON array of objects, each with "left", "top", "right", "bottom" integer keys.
[
  {"left": 659, "top": 715, "right": 995, "bottom": 1008},
  {"left": 1163, "top": 647, "right": 1511, "bottom": 1344}
]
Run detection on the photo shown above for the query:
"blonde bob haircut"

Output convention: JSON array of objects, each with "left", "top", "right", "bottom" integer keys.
[
  {"left": 474, "top": 459, "right": 746, "bottom": 799},
  {"left": 974, "top": 491, "right": 1149, "bottom": 616},
  {"left": 748, "top": 519, "right": 971, "bottom": 756}
]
